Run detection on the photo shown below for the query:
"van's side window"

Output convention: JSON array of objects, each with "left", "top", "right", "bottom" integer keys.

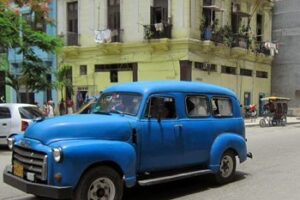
[
  {"left": 211, "top": 97, "right": 233, "bottom": 117},
  {"left": 186, "top": 96, "right": 209, "bottom": 117},
  {"left": 145, "top": 96, "right": 177, "bottom": 119}
]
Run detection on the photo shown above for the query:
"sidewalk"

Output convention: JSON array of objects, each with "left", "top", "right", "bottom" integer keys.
[{"left": 244, "top": 116, "right": 300, "bottom": 127}]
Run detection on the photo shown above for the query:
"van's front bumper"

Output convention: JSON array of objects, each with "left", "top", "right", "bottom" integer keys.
[{"left": 3, "top": 165, "right": 72, "bottom": 199}]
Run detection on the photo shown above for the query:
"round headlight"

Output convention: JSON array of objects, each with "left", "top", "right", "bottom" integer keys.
[
  {"left": 7, "top": 137, "right": 15, "bottom": 150},
  {"left": 52, "top": 147, "right": 63, "bottom": 163}
]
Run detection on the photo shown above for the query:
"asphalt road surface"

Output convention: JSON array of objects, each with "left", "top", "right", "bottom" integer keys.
[{"left": 1, "top": 124, "right": 300, "bottom": 200}]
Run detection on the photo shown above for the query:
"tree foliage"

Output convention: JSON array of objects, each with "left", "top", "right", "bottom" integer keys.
[
  {"left": 0, "top": 0, "right": 63, "bottom": 102},
  {"left": 54, "top": 64, "right": 73, "bottom": 100}
]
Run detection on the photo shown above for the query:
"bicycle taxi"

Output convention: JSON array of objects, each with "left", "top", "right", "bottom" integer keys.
[{"left": 259, "top": 96, "right": 290, "bottom": 127}]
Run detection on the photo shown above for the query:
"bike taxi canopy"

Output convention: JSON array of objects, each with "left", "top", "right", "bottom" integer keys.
[{"left": 261, "top": 96, "right": 291, "bottom": 102}]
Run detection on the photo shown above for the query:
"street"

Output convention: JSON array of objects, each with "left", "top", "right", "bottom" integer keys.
[{"left": 1, "top": 125, "right": 300, "bottom": 200}]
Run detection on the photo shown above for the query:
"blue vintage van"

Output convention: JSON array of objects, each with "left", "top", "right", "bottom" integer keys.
[{"left": 4, "top": 81, "right": 251, "bottom": 200}]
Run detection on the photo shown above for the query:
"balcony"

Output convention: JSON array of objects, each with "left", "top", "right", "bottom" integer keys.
[
  {"left": 256, "top": 42, "right": 271, "bottom": 56},
  {"left": 66, "top": 32, "right": 79, "bottom": 46},
  {"left": 143, "top": 23, "right": 172, "bottom": 40},
  {"left": 232, "top": 35, "right": 249, "bottom": 49}
]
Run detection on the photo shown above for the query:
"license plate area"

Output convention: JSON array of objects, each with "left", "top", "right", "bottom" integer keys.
[{"left": 13, "top": 162, "right": 24, "bottom": 178}]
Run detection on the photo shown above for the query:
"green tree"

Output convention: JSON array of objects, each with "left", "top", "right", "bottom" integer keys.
[
  {"left": 54, "top": 64, "right": 73, "bottom": 101},
  {"left": 0, "top": 1, "right": 62, "bottom": 103}
]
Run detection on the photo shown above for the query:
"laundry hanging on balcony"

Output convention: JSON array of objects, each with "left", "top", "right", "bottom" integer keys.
[
  {"left": 264, "top": 42, "right": 279, "bottom": 56},
  {"left": 95, "top": 29, "right": 112, "bottom": 43},
  {"left": 154, "top": 23, "right": 164, "bottom": 32}
]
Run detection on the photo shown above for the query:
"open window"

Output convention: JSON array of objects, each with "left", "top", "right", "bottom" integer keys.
[
  {"left": 186, "top": 96, "right": 209, "bottom": 117},
  {"left": 145, "top": 96, "right": 177, "bottom": 120},
  {"left": 202, "top": 0, "right": 224, "bottom": 40},
  {"left": 107, "top": 0, "right": 120, "bottom": 42},
  {"left": 147, "top": 0, "right": 171, "bottom": 39},
  {"left": 211, "top": 97, "right": 233, "bottom": 117}
]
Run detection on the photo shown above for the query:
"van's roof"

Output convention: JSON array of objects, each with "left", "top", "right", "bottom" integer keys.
[{"left": 104, "top": 81, "right": 237, "bottom": 97}]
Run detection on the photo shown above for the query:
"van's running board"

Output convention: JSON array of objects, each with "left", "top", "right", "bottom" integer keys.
[{"left": 138, "top": 169, "right": 212, "bottom": 186}]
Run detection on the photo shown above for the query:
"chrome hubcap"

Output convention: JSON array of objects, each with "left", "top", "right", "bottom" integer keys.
[
  {"left": 220, "top": 155, "right": 234, "bottom": 178},
  {"left": 88, "top": 177, "right": 116, "bottom": 200}
]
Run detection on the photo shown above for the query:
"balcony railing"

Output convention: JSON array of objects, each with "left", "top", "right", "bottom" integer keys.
[
  {"left": 143, "top": 23, "right": 172, "bottom": 40},
  {"left": 66, "top": 32, "right": 79, "bottom": 46},
  {"left": 232, "top": 35, "right": 249, "bottom": 49},
  {"left": 256, "top": 42, "right": 271, "bottom": 56}
]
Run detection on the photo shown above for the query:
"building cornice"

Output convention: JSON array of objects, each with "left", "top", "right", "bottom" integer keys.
[{"left": 62, "top": 38, "right": 273, "bottom": 65}]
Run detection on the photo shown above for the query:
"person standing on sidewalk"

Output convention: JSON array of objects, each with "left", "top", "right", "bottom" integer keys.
[
  {"left": 66, "top": 97, "right": 74, "bottom": 114},
  {"left": 47, "top": 100, "right": 54, "bottom": 117},
  {"left": 59, "top": 98, "right": 66, "bottom": 115}
]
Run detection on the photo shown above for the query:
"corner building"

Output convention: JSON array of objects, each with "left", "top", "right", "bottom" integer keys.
[{"left": 58, "top": 0, "right": 274, "bottom": 113}]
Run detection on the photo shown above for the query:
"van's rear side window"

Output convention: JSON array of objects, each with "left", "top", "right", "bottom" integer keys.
[{"left": 211, "top": 97, "right": 233, "bottom": 117}]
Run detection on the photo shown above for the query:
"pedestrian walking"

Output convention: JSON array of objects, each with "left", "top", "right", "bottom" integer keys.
[
  {"left": 47, "top": 100, "right": 54, "bottom": 117},
  {"left": 59, "top": 98, "right": 66, "bottom": 115},
  {"left": 66, "top": 97, "right": 74, "bottom": 114}
]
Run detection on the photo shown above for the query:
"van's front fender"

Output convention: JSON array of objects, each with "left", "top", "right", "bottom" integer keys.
[
  {"left": 49, "top": 140, "right": 136, "bottom": 188},
  {"left": 209, "top": 133, "right": 247, "bottom": 172}
]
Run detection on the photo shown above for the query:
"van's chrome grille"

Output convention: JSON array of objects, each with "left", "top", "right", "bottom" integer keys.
[{"left": 12, "top": 146, "right": 48, "bottom": 182}]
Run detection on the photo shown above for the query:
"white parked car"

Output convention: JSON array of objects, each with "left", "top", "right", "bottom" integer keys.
[{"left": 0, "top": 103, "right": 44, "bottom": 145}]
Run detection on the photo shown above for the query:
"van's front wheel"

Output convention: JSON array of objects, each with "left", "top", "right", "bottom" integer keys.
[
  {"left": 215, "top": 150, "right": 236, "bottom": 184},
  {"left": 74, "top": 166, "right": 123, "bottom": 200}
]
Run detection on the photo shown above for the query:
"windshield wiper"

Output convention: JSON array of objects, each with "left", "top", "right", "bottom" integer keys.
[
  {"left": 109, "top": 109, "right": 124, "bottom": 115},
  {"left": 92, "top": 111, "right": 111, "bottom": 115}
]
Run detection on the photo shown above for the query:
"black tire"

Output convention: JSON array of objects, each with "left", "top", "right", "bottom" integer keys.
[
  {"left": 214, "top": 150, "right": 236, "bottom": 184},
  {"left": 74, "top": 166, "right": 123, "bottom": 200},
  {"left": 259, "top": 119, "right": 266, "bottom": 128}
]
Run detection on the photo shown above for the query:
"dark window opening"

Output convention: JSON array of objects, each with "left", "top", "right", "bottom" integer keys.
[
  {"left": 152, "top": 0, "right": 168, "bottom": 24},
  {"left": 147, "top": 0, "right": 171, "bottom": 39},
  {"left": 20, "top": 92, "right": 35, "bottom": 104},
  {"left": 195, "top": 62, "right": 217, "bottom": 72},
  {"left": 256, "top": 14, "right": 263, "bottom": 42},
  {"left": 94, "top": 63, "right": 137, "bottom": 82},
  {"left": 95, "top": 64, "right": 134, "bottom": 72},
  {"left": 80, "top": 65, "right": 87, "bottom": 75},
  {"left": 110, "top": 70, "right": 118, "bottom": 82},
  {"left": 256, "top": 71, "right": 268, "bottom": 78},
  {"left": 240, "top": 68, "right": 252, "bottom": 77},
  {"left": 67, "top": 1, "right": 78, "bottom": 45},
  {"left": 231, "top": 13, "right": 240, "bottom": 34},
  {"left": 221, "top": 66, "right": 236, "bottom": 75},
  {"left": 107, "top": 0, "right": 120, "bottom": 42}
]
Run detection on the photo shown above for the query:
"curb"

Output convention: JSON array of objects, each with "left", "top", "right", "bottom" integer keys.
[{"left": 245, "top": 120, "right": 300, "bottom": 127}]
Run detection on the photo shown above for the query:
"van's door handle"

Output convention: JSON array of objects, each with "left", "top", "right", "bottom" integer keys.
[
  {"left": 2, "top": 123, "right": 7, "bottom": 126},
  {"left": 174, "top": 124, "right": 183, "bottom": 129}
]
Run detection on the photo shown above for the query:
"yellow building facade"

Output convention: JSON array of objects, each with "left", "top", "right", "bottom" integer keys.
[{"left": 57, "top": 0, "right": 274, "bottom": 113}]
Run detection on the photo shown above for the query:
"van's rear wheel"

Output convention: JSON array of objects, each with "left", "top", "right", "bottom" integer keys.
[
  {"left": 215, "top": 150, "right": 236, "bottom": 184},
  {"left": 74, "top": 166, "right": 123, "bottom": 200}
]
